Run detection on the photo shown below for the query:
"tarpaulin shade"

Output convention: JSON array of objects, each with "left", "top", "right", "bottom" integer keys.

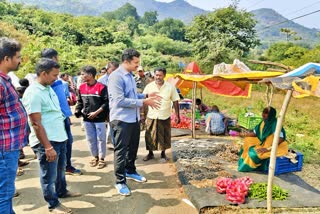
[
  {"left": 262, "top": 63, "right": 320, "bottom": 98},
  {"left": 168, "top": 71, "right": 283, "bottom": 98}
]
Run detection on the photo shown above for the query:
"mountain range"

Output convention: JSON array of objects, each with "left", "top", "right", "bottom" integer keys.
[
  {"left": 8, "top": 0, "right": 205, "bottom": 23},
  {"left": 7, "top": 0, "right": 320, "bottom": 44}
]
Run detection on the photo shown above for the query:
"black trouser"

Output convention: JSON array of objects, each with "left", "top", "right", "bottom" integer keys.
[{"left": 110, "top": 120, "right": 140, "bottom": 184}]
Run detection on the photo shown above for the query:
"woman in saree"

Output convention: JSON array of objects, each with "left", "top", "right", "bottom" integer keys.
[{"left": 238, "top": 106, "right": 288, "bottom": 172}]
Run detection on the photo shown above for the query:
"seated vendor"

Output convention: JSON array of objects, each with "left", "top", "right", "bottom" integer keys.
[
  {"left": 238, "top": 106, "right": 288, "bottom": 172},
  {"left": 196, "top": 98, "right": 209, "bottom": 115},
  {"left": 205, "top": 105, "right": 228, "bottom": 135}
]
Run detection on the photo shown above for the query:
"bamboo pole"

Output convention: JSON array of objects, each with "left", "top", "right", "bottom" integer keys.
[
  {"left": 267, "top": 89, "right": 293, "bottom": 213},
  {"left": 248, "top": 60, "right": 292, "bottom": 72},
  {"left": 191, "top": 81, "right": 197, "bottom": 138}
]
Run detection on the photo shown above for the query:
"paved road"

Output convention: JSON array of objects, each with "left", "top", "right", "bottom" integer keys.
[{"left": 13, "top": 117, "right": 197, "bottom": 214}]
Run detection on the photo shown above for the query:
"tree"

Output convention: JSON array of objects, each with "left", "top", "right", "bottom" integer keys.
[
  {"left": 112, "top": 32, "right": 132, "bottom": 47},
  {"left": 186, "top": 6, "right": 260, "bottom": 66},
  {"left": 101, "top": 3, "right": 139, "bottom": 22},
  {"left": 87, "top": 27, "right": 113, "bottom": 46},
  {"left": 152, "top": 18, "right": 186, "bottom": 41},
  {"left": 280, "top": 28, "right": 298, "bottom": 42},
  {"left": 264, "top": 42, "right": 295, "bottom": 62},
  {"left": 141, "top": 11, "right": 158, "bottom": 26},
  {"left": 125, "top": 16, "right": 139, "bottom": 36}
]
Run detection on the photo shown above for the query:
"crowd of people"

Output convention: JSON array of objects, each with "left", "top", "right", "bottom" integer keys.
[
  {"left": 0, "top": 36, "right": 289, "bottom": 214},
  {"left": 0, "top": 37, "right": 182, "bottom": 214}
]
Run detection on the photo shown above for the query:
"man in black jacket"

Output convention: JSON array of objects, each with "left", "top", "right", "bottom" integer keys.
[{"left": 75, "top": 65, "right": 109, "bottom": 169}]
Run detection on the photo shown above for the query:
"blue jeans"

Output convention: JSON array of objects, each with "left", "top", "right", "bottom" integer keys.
[
  {"left": 84, "top": 122, "right": 106, "bottom": 159},
  {"left": 64, "top": 117, "right": 74, "bottom": 170},
  {"left": 32, "top": 141, "right": 67, "bottom": 209},
  {"left": 0, "top": 150, "right": 19, "bottom": 214}
]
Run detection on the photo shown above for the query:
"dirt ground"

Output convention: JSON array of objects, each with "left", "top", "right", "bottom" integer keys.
[
  {"left": 13, "top": 117, "right": 320, "bottom": 214},
  {"left": 13, "top": 117, "right": 198, "bottom": 214}
]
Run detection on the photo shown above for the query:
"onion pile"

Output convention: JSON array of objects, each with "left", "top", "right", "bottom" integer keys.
[{"left": 216, "top": 176, "right": 254, "bottom": 204}]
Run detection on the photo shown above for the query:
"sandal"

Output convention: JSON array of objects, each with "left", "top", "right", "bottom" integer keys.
[
  {"left": 18, "top": 160, "right": 29, "bottom": 167},
  {"left": 97, "top": 160, "right": 106, "bottom": 169},
  {"left": 143, "top": 154, "right": 154, "bottom": 161},
  {"left": 90, "top": 158, "right": 98, "bottom": 167},
  {"left": 16, "top": 167, "right": 24, "bottom": 176}
]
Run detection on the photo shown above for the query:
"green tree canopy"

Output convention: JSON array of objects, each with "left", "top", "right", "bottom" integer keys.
[
  {"left": 186, "top": 6, "right": 260, "bottom": 67},
  {"left": 265, "top": 42, "right": 295, "bottom": 62},
  {"left": 152, "top": 18, "right": 186, "bottom": 41},
  {"left": 141, "top": 11, "right": 158, "bottom": 26},
  {"left": 102, "top": 3, "right": 139, "bottom": 22}
]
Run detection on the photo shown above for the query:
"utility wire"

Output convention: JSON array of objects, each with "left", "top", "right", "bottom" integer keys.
[
  {"left": 246, "top": 0, "right": 266, "bottom": 10},
  {"left": 258, "top": 9, "right": 320, "bottom": 33},
  {"left": 283, "top": 0, "right": 320, "bottom": 17}
]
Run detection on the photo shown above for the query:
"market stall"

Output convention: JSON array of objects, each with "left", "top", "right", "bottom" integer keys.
[
  {"left": 167, "top": 61, "right": 284, "bottom": 138},
  {"left": 261, "top": 62, "right": 320, "bottom": 213}
]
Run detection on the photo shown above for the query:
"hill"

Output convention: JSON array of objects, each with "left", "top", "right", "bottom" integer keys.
[
  {"left": 8, "top": 0, "right": 206, "bottom": 23},
  {"left": 252, "top": 8, "right": 319, "bottom": 45},
  {"left": 6, "top": 1, "right": 319, "bottom": 45}
]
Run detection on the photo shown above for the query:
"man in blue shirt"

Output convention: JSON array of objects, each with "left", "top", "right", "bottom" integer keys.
[{"left": 108, "top": 49, "right": 161, "bottom": 196}]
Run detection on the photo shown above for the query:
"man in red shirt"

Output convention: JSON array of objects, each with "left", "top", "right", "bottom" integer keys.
[{"left": 0, "top": 37, "right": 28, "bottom": 213}]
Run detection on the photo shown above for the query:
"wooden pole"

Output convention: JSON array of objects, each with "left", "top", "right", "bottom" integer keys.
[
  {"left": 248, "top": 60, "right": 291, "bottom": 72},
  {"left": 191, "top": 81, "right": 197, "bottom": 138},
  {"left": 267, "top": 89, "right": 292, "bottom": 213}
]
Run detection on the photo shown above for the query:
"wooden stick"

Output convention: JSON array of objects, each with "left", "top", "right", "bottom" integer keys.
[
  {"left": 248, "top": 60, "right": 291, "bottom": 71},
  {"left": 267, "top": 89, "right": 292, "bottom": 213},
  {"left": 266, "top": 68, "right": 287, "bottom": 72},
  {"left": 191, "top": 81, "right": 197, "bottom": 138}
]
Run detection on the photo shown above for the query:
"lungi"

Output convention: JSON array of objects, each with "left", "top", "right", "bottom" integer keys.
[{"left": 145, "top": 117, "right": 171, "bottom": 151}]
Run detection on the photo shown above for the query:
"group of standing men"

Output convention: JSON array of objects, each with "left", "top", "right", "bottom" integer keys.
[{"left": 0, "top": 36, "right": 181, "bottom": 214}]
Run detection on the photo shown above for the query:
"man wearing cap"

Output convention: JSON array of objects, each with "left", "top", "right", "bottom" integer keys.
[
  {"left": 135, "top": 66, "right": 149, "bottom": 93},
  {"left": 135, "top": 66, "right": 153, "bottom": 130}
]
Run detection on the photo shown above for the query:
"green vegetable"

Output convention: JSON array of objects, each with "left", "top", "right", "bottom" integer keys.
[{"left": 248, "top": 182, "right": 289, "bottom": 201}]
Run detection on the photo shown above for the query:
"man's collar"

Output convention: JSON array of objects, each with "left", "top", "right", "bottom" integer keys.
[
  {"left": 119, "top": 65, "right": 133, "bottom": 76},
  {"left": 0, "top": 71, "right": 10, "bottom": 80},
  {"left": 34, "top": 81, "right": 49, "bottom": 90}
]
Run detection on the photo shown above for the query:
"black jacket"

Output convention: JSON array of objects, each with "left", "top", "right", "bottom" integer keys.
[{"left": 75, "top": 81, "right": 109, "bottom": 122}]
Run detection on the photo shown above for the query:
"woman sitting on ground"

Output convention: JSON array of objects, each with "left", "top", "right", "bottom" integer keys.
[
  {"left": 205, "top": 105, "right": 228, "bottom": 136},
  {"left": 238, "top": 106, "right": 288, "bottom": 172}
]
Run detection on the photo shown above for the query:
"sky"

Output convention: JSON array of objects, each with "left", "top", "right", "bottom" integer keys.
[{"left": 156, "top": 0, "right": 320, "bottom": 29}]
